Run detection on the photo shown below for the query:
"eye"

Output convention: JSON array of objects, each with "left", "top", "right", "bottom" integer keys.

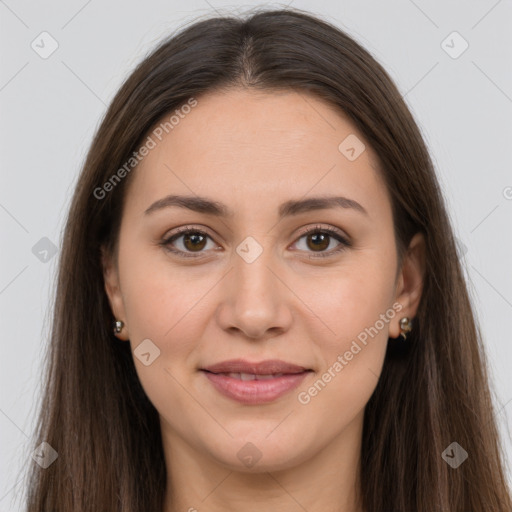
[
  {"left": 160, "top": 226, "right": 218, "bottom": 259},
  {"left": 292, "top": 225, "right": 351, "bottom": 258},
  {"left": 160, "top": 224, "right": 351, "bottom": 259}
]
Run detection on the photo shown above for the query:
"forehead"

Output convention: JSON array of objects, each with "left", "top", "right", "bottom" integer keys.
[{"left": 125, "top": 88, "right": 391, "bottom": 220}]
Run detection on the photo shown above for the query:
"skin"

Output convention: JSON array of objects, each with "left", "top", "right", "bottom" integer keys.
[{"left": 102, "top": 87, "right": 425, "bottom": 512}]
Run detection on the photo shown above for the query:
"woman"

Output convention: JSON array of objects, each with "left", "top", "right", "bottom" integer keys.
[{"left": 25, "top": 7, "right": 512, "bottom": 511}]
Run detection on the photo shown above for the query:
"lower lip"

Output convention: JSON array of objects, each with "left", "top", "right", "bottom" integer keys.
[{"left": 201, "top": 371, "right": 310, "bottom": 405}]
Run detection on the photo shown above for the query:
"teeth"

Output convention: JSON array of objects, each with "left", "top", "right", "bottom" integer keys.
[
  {"left": 223, "top": 372, "right": 285, "bottom": 380},
  {"left": 260, "top": 373, "right": 284, "bottom": 379},
  {"left": 254, "top": 374, "right": 278, "bottom": 380}
]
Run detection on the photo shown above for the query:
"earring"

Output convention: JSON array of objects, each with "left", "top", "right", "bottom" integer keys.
[
  {"left": 399, "top": 317, "right": 412, "bottom": 340},
  {"left": 113, "top": 320, "right": 124, "bottom": 334}
]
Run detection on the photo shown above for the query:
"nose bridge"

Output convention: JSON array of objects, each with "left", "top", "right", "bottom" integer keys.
[
  {"left": 217, "top": 234, "right": 290, "bottom": 338},
  {"left": 233, "top": 235, "right": 280, "bottom": 305}
]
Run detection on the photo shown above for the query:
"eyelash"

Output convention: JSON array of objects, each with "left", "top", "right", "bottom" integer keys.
[{"left": 160, "top": 224, "right": 351, "bottom": 260}]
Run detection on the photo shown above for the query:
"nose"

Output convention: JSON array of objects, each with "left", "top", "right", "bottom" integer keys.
[{"left": 215, "top": 244, "right": 293, "bottom": 340}]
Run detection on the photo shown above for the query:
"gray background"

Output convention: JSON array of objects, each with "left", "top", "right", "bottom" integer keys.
[{"left": 1, "top": 0, "right": 511, "bottom": 509}]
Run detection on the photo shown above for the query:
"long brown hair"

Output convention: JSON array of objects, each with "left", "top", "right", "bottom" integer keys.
[{"left": 24, "top": 7, "right": 511, "bottom": 511}]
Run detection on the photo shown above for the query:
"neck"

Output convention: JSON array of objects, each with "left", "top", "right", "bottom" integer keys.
[{"left": 161, "top": 411, "right": 365, "bottom": 512}]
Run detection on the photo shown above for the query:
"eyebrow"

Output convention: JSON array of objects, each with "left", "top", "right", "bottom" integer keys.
[{"left": 144, "top": 194, "right": 368, "bottom": 218}]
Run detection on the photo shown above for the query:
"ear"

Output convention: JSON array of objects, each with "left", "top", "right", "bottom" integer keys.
[
  {"left": 389, "top": 232, "right": 426, "bottom": 339},
  {"left": 101, "top": 245, "right": 129, "bottom": 341}
]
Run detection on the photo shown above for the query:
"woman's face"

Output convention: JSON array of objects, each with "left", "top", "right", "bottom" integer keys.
[{"left": 103, "top": 88, "right": 423, "bottom": 472}]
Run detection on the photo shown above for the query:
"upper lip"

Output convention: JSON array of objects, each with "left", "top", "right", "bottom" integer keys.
[{"left": 201, "top": 359, "right": 310, "bottom": 375}]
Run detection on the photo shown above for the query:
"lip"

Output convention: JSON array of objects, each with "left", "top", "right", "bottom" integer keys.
[
  {"left": 202, "top": 358, "right": 309, "bottom": 375},
  {"left": 200, "top": 359, "right": 312, "bottom": 405}
]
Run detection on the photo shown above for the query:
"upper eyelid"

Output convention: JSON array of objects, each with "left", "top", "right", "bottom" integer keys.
[{"left": 297, "top": 224, "right": 349, "bottom": 240}]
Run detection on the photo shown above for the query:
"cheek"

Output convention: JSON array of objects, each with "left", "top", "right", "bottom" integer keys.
[
  {"left": 119, "top": 266, "right": 205, "bottom": 424},
  {"left": 310, "top": 255, "right": 397, "bottom": 348},
  {"left": 119, "top": 240, "right": 206, "bottom": 339},
  {"left": 117, "top": 246, "right": 208, "bottom": 392},
  {"left": 297, "top": 255, "right": 396, "bottom": 409}
]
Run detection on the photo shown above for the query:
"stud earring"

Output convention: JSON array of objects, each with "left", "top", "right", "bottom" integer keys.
[
  {"left": 399, "top": 317, "right": 413, "bottom": 340},
  {"left": 113, "top": 320, "right": 124, "bottom": 334}
]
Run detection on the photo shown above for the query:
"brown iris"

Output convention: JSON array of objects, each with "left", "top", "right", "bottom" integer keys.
[
  {"left": 306, "top": 232, "right": 330, "bottom": 251},
  {"left": 183, "top": 232, "right": 207, "bottom": 252}
]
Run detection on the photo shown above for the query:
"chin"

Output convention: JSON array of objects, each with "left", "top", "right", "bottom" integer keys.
[{"left": 204, "top": 433, "right": 315, "bottom": 473}]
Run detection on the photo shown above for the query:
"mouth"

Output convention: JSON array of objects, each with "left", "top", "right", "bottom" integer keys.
[
  {"left": 200, "top": 359, "right": 313, "bottom": 405},
  {"left": 207, "top": 372, "right": 292, "bottom": 380}
]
